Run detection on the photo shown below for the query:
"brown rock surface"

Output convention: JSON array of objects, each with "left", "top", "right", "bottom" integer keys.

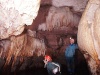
[{"left": 78, "top": 0, "right": 100, "bottom": 74}]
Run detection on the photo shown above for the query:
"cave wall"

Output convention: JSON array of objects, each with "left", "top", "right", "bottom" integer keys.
[
  {"left": 0, "top": 0, "right": 40, "bottom": 39},
  {"left": 78, "top": 0, "right": 100, "bottom": 75},
  {"left": 0, "top": 0, "right": 90, "bottom": 74}
]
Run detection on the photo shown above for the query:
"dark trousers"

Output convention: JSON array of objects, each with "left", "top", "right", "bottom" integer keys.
[{"left": 66, "top": 57, "right": 75, "bottom": 73}]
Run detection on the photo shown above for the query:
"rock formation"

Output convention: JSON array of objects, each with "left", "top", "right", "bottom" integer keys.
[
  {"left": 1, "top": 0, "right": 100, "bottom": 75},
  {"left": 78, "top": 0, "right": 100, "bottom": 75},
  {"left": 0, "top": 0, "right": 40, "bottom": 39}
]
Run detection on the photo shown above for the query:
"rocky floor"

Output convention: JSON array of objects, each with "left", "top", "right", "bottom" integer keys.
[{"left": 8, "top": 62, "right": 91, "bottom": 75}]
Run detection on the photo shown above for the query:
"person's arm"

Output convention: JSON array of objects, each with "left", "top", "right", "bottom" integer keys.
[
  {"left": 75, "top": 44, "right": 78, "bottom": 49},
  {"left": 43, "top": 59, "right": 48, "bottom": 68},
  {"left": 65, "top": 46, "right": 69, "bottom": 57}
]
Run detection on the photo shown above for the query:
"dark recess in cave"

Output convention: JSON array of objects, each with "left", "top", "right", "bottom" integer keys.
[{"left": 0, "top": 49, "right": 91, "bottom": 75}]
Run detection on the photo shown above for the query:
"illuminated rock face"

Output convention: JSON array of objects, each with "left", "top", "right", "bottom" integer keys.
[
  {"left": 78, "top": 0, "right": 100, "bottom": 75},
  {"left": 0, "top": 0, "right": 40, "bottom": 39},
  {"left": 0, "top": 4, "right": 81, "bottom": 74},
  {"left": 52, "top": 0, "right": 88, "bottom": 13},
  {"left": 3, "top": 0, "right": 100, "bottom": 75}
]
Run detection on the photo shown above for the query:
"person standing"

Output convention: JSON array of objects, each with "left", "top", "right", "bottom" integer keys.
[
  {"left": 43, "top": 55, "right": 61, "bottom": 75},
  {"left": 65, "top": 36, "right": 78, "bottom": 75}
]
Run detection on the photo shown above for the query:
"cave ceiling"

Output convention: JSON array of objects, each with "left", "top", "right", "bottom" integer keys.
[{"left": 0, "top": 0, "right": 88, "bottom": 39}]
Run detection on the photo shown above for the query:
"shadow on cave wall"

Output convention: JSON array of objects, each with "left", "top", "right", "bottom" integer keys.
[
  {"left": 0, "top": 49, "right": 91, "bottom": 75},
  {"left": 74, "top": 49, "right": 91, "bottom": 75}
]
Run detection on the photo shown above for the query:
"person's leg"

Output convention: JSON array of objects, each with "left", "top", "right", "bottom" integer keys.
[
  {"left": 47, "top": 69, "right": 53, "bottom": 75},
  {"left": 66, "top": 57, "right": 72, "bottom": 73},
  {"left": 56, "top": 72, "right": 61, "bottom": 75},
  {"left": 66, "top": 57, "right": 75, "bottom": 75},
  {"left": 70, "top": 57, "right": 75, "bottom": 74}
]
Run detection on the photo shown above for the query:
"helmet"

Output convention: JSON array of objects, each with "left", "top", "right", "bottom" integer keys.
[{"left": 44, "top": 55, "right": 52, "bottom": 61}]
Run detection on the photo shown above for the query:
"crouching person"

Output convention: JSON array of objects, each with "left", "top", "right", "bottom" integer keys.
[{"left": 43, "top": 55, "right": 61, "bottom": 75}]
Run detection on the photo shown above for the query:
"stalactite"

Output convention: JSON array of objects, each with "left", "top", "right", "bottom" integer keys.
[
  {"left": 38, "top": 23, "right": 47, "bottom": 31},
  {"left": 46, "top": 6, "right": 80, "bottom": 31},
  {"left": 2, "top": 30, "right": 46, "bottom": 70}
]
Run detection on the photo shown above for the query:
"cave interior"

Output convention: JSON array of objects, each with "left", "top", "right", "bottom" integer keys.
[{"left": 0, "top": 0, "right": 93, "bottom": 75}]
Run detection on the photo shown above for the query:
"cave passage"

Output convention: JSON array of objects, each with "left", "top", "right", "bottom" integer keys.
[{"left": 0, "top": 50, "right": 91, "bottom": 75}]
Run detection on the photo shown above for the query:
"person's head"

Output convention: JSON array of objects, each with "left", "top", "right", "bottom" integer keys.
[
  {"left": 69, "top": 36, "right": 75, "bottom": 44},
  {"left": 43, "top": 55, "right": 52, "bottom": 65},
  {"left": 44, "top": 55, "right": 52, "bottom": 62}
]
